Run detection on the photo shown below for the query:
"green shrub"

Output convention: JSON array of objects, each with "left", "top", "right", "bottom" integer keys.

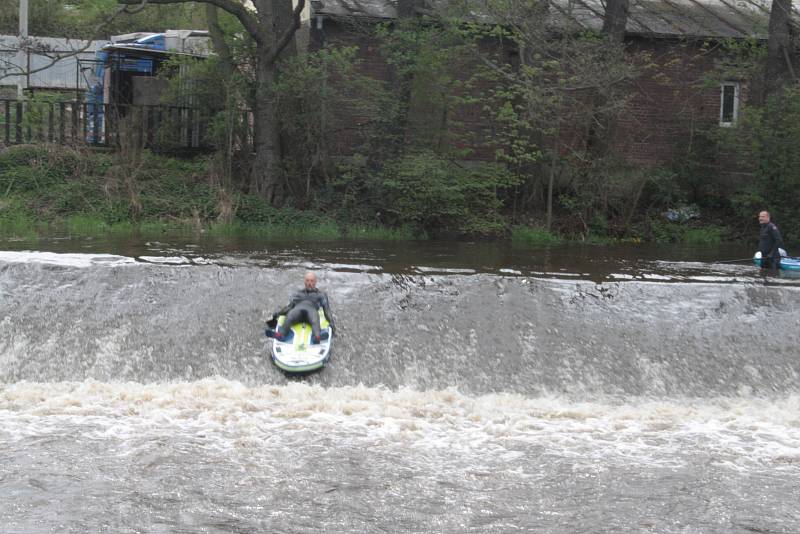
[
  {"left": 718, "top": 86, "right": 800, "bottom": 240},
  {"left": 341, "top": 224, "right": 419, "bottom": 240},
  {"left": 0, "top": 196, "right": 38, "bottom": 237},
  {"left": 511, "top": 226, "right": 561, "bottom": 244},
  {"left": 649, "top": 219, "right": 686, "bottom": 243},
  {"left": 683, "top": 226, "right": 726, "bottom": 244},
  {"left": 378, "top": 152, "right": 519, "bottom": 237}
]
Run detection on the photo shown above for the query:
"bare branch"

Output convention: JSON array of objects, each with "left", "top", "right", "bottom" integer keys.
[
  {"left": 117, "top": 0, "right": 261, "bottom": 40},
  {"left": 0, "top": 4, "right": 129, "bottom": 83}
]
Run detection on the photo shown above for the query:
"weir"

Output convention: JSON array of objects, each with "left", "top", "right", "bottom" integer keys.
[
  {"left": 1, "top": 249, "right": 797, "bottom": 397},
  {"left": 2, "top": 246, "right": 800, "bottom": 533}
]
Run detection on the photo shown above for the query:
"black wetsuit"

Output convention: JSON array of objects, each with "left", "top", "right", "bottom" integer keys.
[
  {"left": 276, "top": 288, "right": 335, "bottom": 338},
  {"left": 759, "top": 222, "right": 784, "bottom": 269}
]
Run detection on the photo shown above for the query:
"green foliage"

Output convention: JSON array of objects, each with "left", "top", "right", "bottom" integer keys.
[
  {"left": 716, "top": 86, "right": 800, "bottom": 240},
  {"left": 378, "top": 152, "right": 520, "bottom": 237},
  {"left": 0, "top": 196, "right": 38, "bottom": 237},
  {"left": 683, "top": 226, "right": 726, "bottom": 245},
  {"left": 340, "top": 224, "right": 419, "bottom": 240},
  {"left": 511, "top": 226, "right": 561, "bottom": 244},
  {"left": 649, "top": 220, "right": 687, "bottom": 244},
  {"left": 273, "top": 47, "right": 395, "bottom": 204},
  {"left": 0, "top": 145, "right": 98, "bottom": 193},
  {"left": 0, "top": 0, "right": 207, "bottom": 39},
  {"left": 706, "top": 38, "right": 767, "bottom": 90},
  {"left": 374, "top": 16, "right": 477, "bottom": 156},
  {"left": 648, "top": 220, "right": 727, "bottom": 244},
  {"left": 205, "top": 221, "right": 341, "bottom": 240}
]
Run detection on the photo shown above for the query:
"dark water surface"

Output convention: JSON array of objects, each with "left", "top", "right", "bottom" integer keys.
[{"left": 1, "top": 235, "right": 798, "bottom": 533}]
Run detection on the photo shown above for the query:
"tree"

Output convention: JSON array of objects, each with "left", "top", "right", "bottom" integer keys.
[
  {"left": 444, "top": 0, "right": 640, "bottom": 232},
  {"left": 118, "top": 0, "right": 306, "bottom": 204},
  {"left": 764, "top": 0, "right": 795, "bottom": 99}
]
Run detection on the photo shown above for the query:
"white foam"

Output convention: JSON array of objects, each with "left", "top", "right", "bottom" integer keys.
[
  {"left": 317, "top": 263, "right": 382, "bottom": 272},
  {"left": 0, "top": 251, "right": 136, "bottom": 268},
  {"left": 137, "top": 255, "right": 192, "bottom": 265},
  {"left": 414, "top": 267, "right": 477, "bottom": 274},
  {"left": 1, "top": 379, "right": 798, "bottom": 470}
]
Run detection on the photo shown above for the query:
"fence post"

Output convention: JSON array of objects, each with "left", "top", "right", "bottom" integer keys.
[
  {"left": 48, "top": 103, "right": 55, "bottom": 143},
  {"left": 15, "top": 101, "right": 23, "bottom": 144},
  {"left": 4, "top": 101, "right": 10, "bottom": 145},
  {"left": 59, "top": 102, "right": 66, "bottom": 144},
  {"left": 82, "top": 102, "right": 88, "bottom": 142},
  {"left": 72, "top": 101, "right": 79, "bottom": 143}
]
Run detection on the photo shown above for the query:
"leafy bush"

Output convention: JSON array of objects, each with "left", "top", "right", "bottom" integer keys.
[
  {"left": 717, "top": 86, "right": 800, "bottom": 241},
  {"left": 511, "top": 226, "right": 561, "bottom": 244},
  {"left": 683, "top": 226, "right": 726, "bottom": 244},
  {"left": 0, "top": 145, "right": 97, "bottom": 193},
  {"left": 378, "top": 152, "right": 519, "bottom": 237},
  {"left": 649, "top": 219, "right": 686, "bottom": 243}
]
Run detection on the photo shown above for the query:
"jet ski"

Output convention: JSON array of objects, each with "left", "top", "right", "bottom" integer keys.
[
  {"left": 266, "top": 310, "right": 332, "bottom": 373},
  {"left": 753, "top": 250, "right": 800, "bottom": 271}
]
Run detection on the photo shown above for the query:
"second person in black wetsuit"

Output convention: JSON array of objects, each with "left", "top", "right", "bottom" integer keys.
[
  {"left": 271, "top": 271, "right": 335, "bottom": 344},
  {"left": 758, "top": 210, "right": 784, "bottom": 269}
]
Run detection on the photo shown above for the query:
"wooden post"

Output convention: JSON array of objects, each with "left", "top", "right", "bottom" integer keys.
[
  {"left": 15, "top": 101, "right": 23, "bottom": 143},
  {"left": 48, "top": 103, "right": 54, "bottom": 143},
  {"left": 59, "top": 102, "right": 65, "bottom": 144},
  {"left": 4, "top": 101, "right": 10, "bottom": 145}
]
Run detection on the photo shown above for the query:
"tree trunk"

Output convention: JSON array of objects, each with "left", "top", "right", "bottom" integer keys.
[
  {"left": 397, "top": 0, "right": 424, "bottom": 18},
  {"left": 249, "top": 0, "right": 301, "bottom": 204},
  {"left": 764, "top": 0, "right": 795, "bottom": 99},
  {"left": 546, "top": 152, "right": 558, "bottom": 231},
  {"left": 587, "top": 0, "right": 629, "bottom": 157},
  {"left": 251, "top": 50, "right": 283, "bottom": 203},
  {"left": 273, "top": 0, "right": 299, "bottom": 61},
  {"left": 602, "top": 0, "right": 629, "bottom": 41},
  {"left": 206, "top": 5, "right": 236, "bottom": 79}
]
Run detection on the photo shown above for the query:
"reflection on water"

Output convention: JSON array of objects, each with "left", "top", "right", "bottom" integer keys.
[{"left": 0, "top": 233, "right": 792, "bottom": 283}]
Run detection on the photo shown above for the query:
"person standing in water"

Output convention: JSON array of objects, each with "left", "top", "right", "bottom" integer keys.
[
  {"left": 758, "top": 210, "right": 784, "bottom": 269},
  {"left": 267, "top": 271, "right": 335, "bottom": 344}
]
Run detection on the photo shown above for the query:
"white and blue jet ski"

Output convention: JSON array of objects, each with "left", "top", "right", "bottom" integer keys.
[
  {"left": 267, "top": 310, "right": 332, "bottom": 373},
  {"left": 754, "top": 249, "right": 800, "bottom": 271}
]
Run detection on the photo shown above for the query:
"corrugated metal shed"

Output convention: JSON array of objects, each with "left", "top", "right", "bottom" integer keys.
[
  {"left": 311, "top": 0, "right": 781, "bottom": 39},
  {"left": 0, "top": 35, "right": 108, "bottom": 90}
]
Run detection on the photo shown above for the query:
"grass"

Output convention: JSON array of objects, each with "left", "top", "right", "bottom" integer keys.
[
  {"left": 0, "top": 210, "right": 423, "bottom": 241},
  {"left": 0, "top": 214, "right": 39, "bottom": 238},
  {"left": 511, "top": 226, "right": 562, "bottom": 245},
  {"left": 206, "top": 221, "right": 341, "bottom": 240},
  {"left": 341, "top": 224, "right": 421, "bottom": 240},
  {"left": 682, "top": 226, "right": 725, "bottom": 245}
]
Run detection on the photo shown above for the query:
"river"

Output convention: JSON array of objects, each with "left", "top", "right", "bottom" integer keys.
[{"left": 1, "top": 236, "right": 798, "bottom": 533}]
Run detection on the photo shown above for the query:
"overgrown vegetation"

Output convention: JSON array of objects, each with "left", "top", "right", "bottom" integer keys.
[
  {"left": 0, "top": 144, "right": 401, "bottom": 239},
  {"left": 4, "top": 0, "right": 798, "bottom": 244}
]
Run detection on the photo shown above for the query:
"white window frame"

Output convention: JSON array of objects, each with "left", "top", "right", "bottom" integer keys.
[{"left": 719, "top": 81, "right": 740, "bottom": 127}]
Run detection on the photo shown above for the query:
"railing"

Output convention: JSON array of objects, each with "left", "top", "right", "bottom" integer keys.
[{"left": 0, "top": 99, "right": 252, "bottom": 151}]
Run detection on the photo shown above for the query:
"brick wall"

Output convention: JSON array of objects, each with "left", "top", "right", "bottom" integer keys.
[
  {"left": 614, "top": 38, "right": 724, "bottom": 166},
  {"left": 312, "top": 19, "right": 732, "bottom": 169}
]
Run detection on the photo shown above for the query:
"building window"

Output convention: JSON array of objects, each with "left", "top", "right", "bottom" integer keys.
[{"left": 720, "top": 82, "right": 740, "bottom": 127}]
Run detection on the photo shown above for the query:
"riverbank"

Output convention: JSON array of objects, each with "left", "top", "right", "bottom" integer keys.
[{"left": 0, "top": 144, "right": 742, "bottom": 244}]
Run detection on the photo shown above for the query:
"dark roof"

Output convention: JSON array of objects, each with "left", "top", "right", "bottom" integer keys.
[{"left": 311, "top": 0, "right": 778, "bottom": 39}]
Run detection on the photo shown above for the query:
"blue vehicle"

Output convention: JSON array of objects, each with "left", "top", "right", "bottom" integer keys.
[{"left": 85, "top": 31, "right": 208, "bottom": 143}]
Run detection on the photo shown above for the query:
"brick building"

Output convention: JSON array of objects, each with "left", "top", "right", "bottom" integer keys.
[{"left": 307, "top": 0, "right": 770, "bottom": 168}]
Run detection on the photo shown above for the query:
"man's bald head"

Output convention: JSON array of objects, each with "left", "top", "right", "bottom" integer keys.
[{"left": 304, "top": 272, "right": 318, "bottom": 290}]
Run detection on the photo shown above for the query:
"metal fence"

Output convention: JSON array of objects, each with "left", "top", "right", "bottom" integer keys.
[{"left": 0, "top": 99, "right": 252, "bottom": 151}]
